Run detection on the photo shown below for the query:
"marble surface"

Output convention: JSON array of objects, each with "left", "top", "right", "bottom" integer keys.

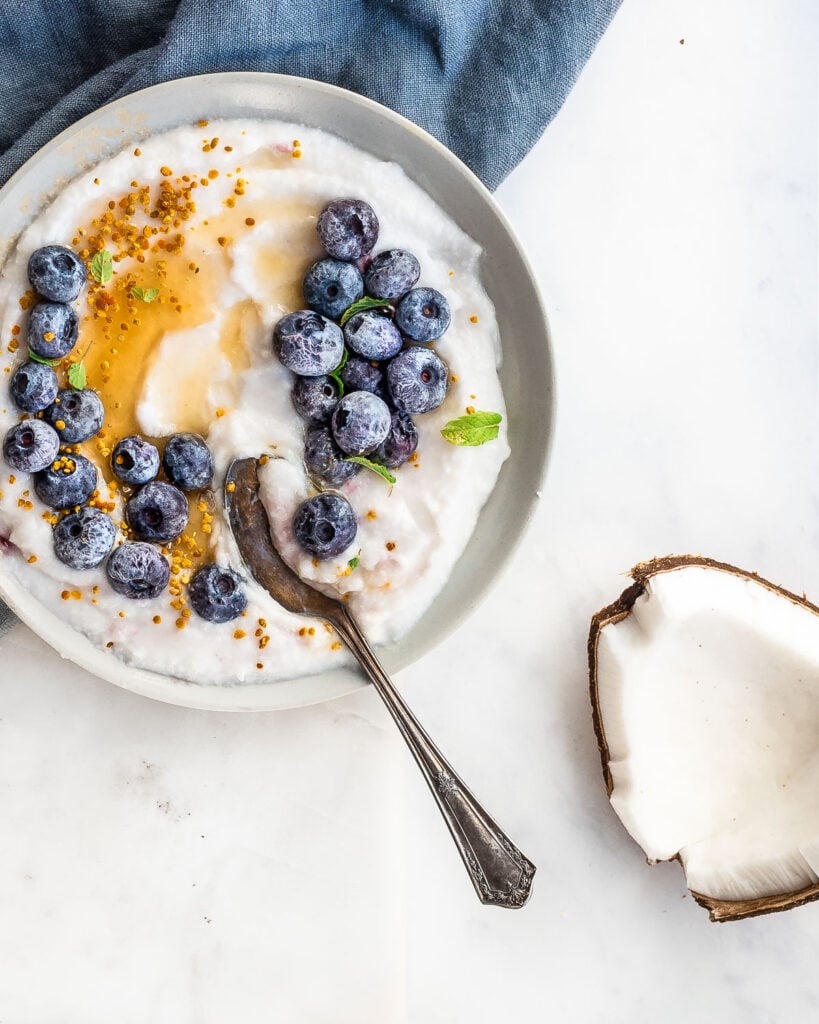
[{"left": 1, "top": 1, "right": 817, "bottom": 1020}]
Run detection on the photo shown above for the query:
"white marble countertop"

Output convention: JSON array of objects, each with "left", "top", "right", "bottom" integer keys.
[{"left": 1, "top": 1, "right": 817, "bottom": 1020}]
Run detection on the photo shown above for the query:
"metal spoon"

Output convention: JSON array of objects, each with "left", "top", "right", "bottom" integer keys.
[{"left": 225, "top": 457, "right": 535, "bottom": 908}]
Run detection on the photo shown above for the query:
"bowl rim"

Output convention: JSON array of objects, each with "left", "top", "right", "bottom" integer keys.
[{"left": 0, "top": 71, "right": 556, "bottom": 712}]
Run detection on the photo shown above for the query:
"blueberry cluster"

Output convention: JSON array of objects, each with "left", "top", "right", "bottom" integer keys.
[
  {"left": 274, "top": 199, "right": 452, "bottom": 559},
  {"left": 26, "top": 245, "right": 86, "bottom": 362},
  {"left": 3, "top": 244, "right": 246, "bottom": 621},
  {"left": 3, "top": 247, "right": 100, "bottom": 521},
  {"left": 111, "top": 433, "right": 247, "bottom": 621}
]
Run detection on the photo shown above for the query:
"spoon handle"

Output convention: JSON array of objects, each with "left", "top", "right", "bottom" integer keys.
[{"left": 334, "top": 609, "right": 535, "bottom": 908}]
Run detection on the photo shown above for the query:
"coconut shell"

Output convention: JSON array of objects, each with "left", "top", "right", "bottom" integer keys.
[{"left": 588, "top": 554, "right": 819, "bottom": 923}]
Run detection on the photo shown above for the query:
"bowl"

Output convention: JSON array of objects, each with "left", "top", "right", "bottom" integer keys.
[{"left": 0, "top": 72, "right": 554, "bottom": 711}]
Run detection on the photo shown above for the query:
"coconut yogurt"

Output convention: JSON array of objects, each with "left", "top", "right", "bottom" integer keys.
[{"left": 0, "top": 120, "right": 509, "bottom": 686}]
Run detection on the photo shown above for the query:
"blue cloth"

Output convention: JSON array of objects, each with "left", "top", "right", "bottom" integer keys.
[
  {"left": 0, "top": 0, "right": 620, "bottom": 191},
  {"left": 0, "top": 0, "right": 619, "bottom": 636}
]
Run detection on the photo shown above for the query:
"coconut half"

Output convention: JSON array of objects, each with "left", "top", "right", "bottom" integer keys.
[{"left": 589, "top": 555, "right": 819, "bottom": 922}]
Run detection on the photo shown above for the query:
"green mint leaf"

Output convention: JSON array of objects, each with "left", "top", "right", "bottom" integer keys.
[
  {"left": 90, "top": 249, "right": 113, "bottom": 285},
  {"left": 441, "top": 410, "right": 502, "bottom": 446},
  {"left": 27, "top": 349, "right": 60, "bottom": 366},
  {"left": 327, "top": 347, "right": 349, "bottom": 397},
  {"left": 67, "top": 361, "right": 86, "bottom": 390},
  {"left": 339, "top": 297, "right": 392, "bottom": 327},
  {"left": 347, "top": 554, "right": 360, "bottom": 571},
  {"left": 332, "top": 347, "right": 349, "bottom": 375},
  {"left": 344, "top": 456, "right": 396, "bottom": 486},
  {"left": 131, "top": 286, "right": 159, "bottom": 303}
]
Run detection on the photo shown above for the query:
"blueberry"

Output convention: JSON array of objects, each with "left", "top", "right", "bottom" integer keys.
[
  {"left": 28, "top": 245, "right": 87, "bottom": 303},
  {"left": 364, "top": 249, "right": 421, "bottom": 301},
  {"left": 303, "top": 426, "right": 361, "bottom": 488},
  {"left": 386, "top": 347, "right": 449, "bottom": 414},
  {"left": 293, "top": 492, "right": 357, "bottom": 560},
  {"left": 344, "top": 311, "right": 402, "bottom": 361},
  {"left": 375, "top": 411, "right": 419, "bottom": 469},
  {"left": 340, "top": 355, "right": 384, "bottom": 397},
  {"left": 10, "top": 361, "right": 59, "bottom": 413},
  {"left": 125, "top": 481, "right": 188, "bottom": 543},
  {"left": 44, "top": 388, "right": 104, "bottom": 443},
  {"left": 395, "top": 287, "right": 451, "bottom": 343},
  {"left": 303, "top": 258, "right": 363, "bottom": 320},
  {"left": 317, "top": 199, "right": 379, "bottom": 261},
  {"left": 162, "top": 433, "right": 213, "bottom": 491},
  {"left": 3, "top": 419, "right": 60, "bottom": 472},
  {"left": 33, "top": 453, "right": 97, "bottom": 509},
  {"left": 53, "top": 506, "right": 116, "bottom": 569},
  {"left": 106, "top": 541, "right": 170, "bottom": 600},
  {"left": 112, "top": 435, "right": 160, "bottom": 486},
  {"left": 273, "top": 311, "right": 344, "bottom": 376},
  {"left": 291, "top": 375, "right": 340, "bottom": 426},
  {"left": 27, "top": 302, "right": 79, "bottom": 359},
  {"left": 331, "top": 390, "right": 391, "bottom": 456},
  {"left": 188, "top": 563, "right": 247, "bottom": 623}
]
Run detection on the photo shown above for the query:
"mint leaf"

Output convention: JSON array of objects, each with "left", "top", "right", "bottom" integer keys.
[
  {"left": 441, "top": 411, "right": 502, "bottom": 446},
  {"left": 67, "top": 361, "right": 86, "bottom": 390},
  {"left": 90, "top": 250, "right": 113, "bottom": 285},
  {"left": 27, "top": 349, "right": 60, "bottom": 366},
  {"left": 347, "top": 553, "right": 360, "bottom": 571},
  {"left": 344, "top": 456, "right": 396, "bottom": 486},
  {"left": 131, "top": 286, "right": 159, "bottom": 303},
  {"left": 327, "top": 346, "right": 349, "bottom": 396},
  {"left": 339, "top": 296, "right": 392, "bottom": 327}
]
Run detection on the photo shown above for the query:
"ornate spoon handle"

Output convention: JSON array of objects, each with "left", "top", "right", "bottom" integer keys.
[{"left": 334, "top": 608, "right": 536, "bottom": 908}]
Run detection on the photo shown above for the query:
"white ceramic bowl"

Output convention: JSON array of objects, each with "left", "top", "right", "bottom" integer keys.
[{"left": 0, "top": 73, "right": 554, "bottom": 711}]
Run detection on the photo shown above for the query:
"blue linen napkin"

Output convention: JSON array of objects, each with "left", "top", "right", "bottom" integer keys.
[
  {"left": 0, "top": 0, "right": 620, "bottom": 636},
  {"left": 0, "top": 0, "right": 620, "bottom": 191}
]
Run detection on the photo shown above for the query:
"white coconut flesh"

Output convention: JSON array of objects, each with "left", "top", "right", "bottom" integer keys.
[{"left": 593, "top": 561, "right": 819, "bottom": 907}]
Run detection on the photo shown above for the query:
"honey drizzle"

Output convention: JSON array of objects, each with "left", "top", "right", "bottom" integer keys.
[{"left": 52, "top": 167, "right": 257, "bottom": 606}]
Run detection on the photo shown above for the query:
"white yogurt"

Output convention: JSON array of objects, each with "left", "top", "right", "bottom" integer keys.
[{"left": 0, "top": 120, "right": 508, "bottom": 686}]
